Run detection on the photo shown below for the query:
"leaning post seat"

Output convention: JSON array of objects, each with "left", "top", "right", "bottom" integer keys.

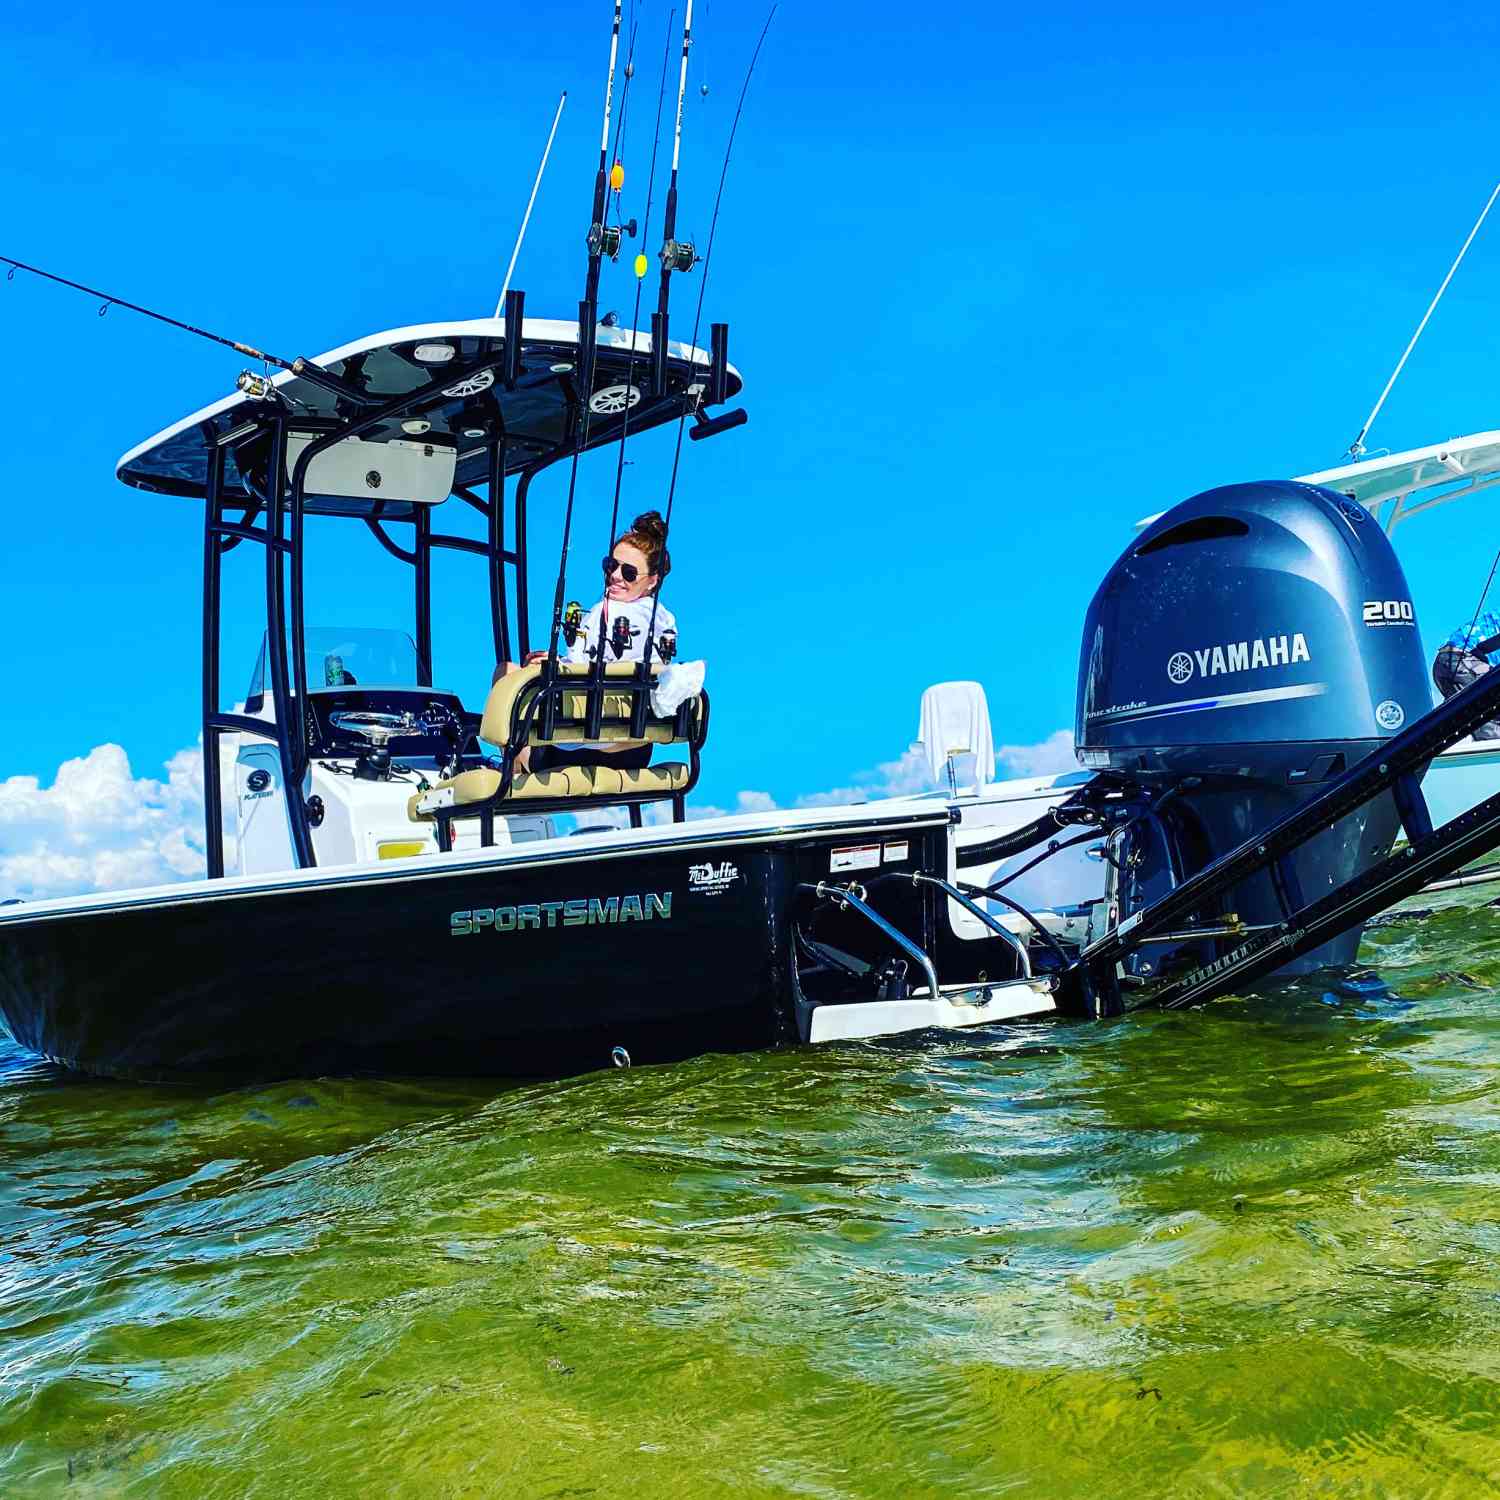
[{"left": 407, "top": 660, "right": 709, "bottom": 847}]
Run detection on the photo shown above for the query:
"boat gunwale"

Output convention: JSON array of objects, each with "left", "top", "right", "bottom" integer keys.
[{"left": 0, "top": 800, "right": 966, "bottom": 929}]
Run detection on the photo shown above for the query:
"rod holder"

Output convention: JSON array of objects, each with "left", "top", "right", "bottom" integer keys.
[
  {"left": 629, "top": 665, "right": 650, "bottom": 740},
  {"left": 651, "top": 310, "right": 668, "bottom": 397},
  {"left": 503, "top": 288, "right": 525, "bottom": 388},
  {"left": 688, "top": 408, "right": 747, "bottom": 443},
  {"left": 708, "top": 322, "right": 729, "bottom": 405},
  {"left": 578, "top": 298, "right": 598, "bottom": 399}
]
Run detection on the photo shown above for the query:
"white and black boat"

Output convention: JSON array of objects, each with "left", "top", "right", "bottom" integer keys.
[
  {"left": 8, "top": 316, "right": 1500, "bottom": 1079},
  {"left": 0, "top": 297, "right": 1077, "bottom": 1080},
  {"left": 9, "top": 7, "right": 1500, "bottom": 1081}
]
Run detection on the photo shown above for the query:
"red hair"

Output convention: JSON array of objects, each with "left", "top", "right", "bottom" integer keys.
[{"left": 618, "top": 510, "right": 671, "bottom": 584}]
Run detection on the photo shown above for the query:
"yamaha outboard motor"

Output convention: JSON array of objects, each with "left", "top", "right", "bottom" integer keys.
[{"left": 1076, "top": 481, "right": 1430, "bottom": 980}]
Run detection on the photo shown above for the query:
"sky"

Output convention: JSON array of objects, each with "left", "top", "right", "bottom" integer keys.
[{"left": 3, "top": 0, "right": 1500, "bottom": 896}]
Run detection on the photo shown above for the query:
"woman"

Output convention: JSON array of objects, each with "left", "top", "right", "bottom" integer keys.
[
  {"left": 562, "top": 509, "right": 678, "bottom": 672},
  {"left": 521, "top": 510, "right": 678, "bottom": 774}
]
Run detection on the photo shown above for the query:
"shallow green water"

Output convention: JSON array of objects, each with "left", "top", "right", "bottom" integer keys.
[{"left": 6, "top": 891, "right": 1500, "bottom": 1496}]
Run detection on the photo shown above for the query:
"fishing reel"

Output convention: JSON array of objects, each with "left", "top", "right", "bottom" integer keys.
[
  {"left": 236, "top": 369, "right": 277, "bottom": 401},
  {"left": 609, "top": 614, "right": 635, "bottom": 660},
  {"left": 562, "top": 601, "right": 584, "bottom": 648},
  {"left": 588, "top": 218, "right": 638, "bottom": 262},
  {"left": 660, "top": 239, "right": 698, "bottom": 274}
]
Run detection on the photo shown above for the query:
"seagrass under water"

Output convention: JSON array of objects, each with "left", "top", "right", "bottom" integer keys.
[{"left": 4, "top": 888, "right": 1500, "bottom": 1497}]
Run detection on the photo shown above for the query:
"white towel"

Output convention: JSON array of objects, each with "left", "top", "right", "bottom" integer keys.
[
  {"left": 651, "top": 660, "right": 706, "bottom": 715},
  {"left": 917, "top": 681, "right": 995, "bottom": 790}
]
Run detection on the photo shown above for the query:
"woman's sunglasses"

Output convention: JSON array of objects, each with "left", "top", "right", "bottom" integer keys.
[{"left": 602, "top": 555, "right": 645, "bottom": 583}]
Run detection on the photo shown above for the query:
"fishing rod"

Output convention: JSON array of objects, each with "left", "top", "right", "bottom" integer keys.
[
  {"left": 638, "top": 5, "right": 776, "bottom": 677},
  {"left": 2, "top": 255, "right": 294, "bottom": 370},
  {"left": 650, "top": 0, "right": 698, "bottom": 398},
  {"left": 563, "top": 7, "right": 680, "bottom": 737},
  {"left": 586, "top": 8, "right": 677, "bottom": 682},
  {"left": 607, "top": 9, "right": 675, "bottom": 532},
  {"left": 541, "top": 0, "right": 626, "bottom": 690},
  {"left": 0, "top": 255, "right": 375, "bottom": 407}
]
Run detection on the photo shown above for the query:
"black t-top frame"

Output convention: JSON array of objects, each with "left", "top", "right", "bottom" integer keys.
[{"left": 114, "top": 297, "right": 741, "bottom": 874}]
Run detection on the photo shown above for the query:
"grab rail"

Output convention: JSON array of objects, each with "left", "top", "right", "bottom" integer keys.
[
  {"left": 797, "top": 882, "right": 941, "bottom": 1000},
  {"left": 904, "top": 871, "right": 1032, "bottom": 978}
]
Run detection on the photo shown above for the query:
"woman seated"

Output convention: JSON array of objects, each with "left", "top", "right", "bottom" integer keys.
[{"left": 515, "top": 510, "right": 679, "bottom": 774}]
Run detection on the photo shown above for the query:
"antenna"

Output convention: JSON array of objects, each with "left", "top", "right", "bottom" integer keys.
[
  {"left": 495, "top": 90, "right": 568, "bottom": 315},
  {"left": 1346, "top": 180, "right": 1500, "bottom": 460}
]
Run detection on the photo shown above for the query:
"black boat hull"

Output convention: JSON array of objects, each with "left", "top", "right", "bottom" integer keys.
[{"left": 0, "top": 814, "right": 955, "bottom": 1082}]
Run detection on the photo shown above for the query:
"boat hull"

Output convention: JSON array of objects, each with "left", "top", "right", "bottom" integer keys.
[{"left": 0, "top": 813, "right": 955, "bottom": 1082}]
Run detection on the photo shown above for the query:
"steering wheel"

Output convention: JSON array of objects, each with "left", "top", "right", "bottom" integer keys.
[
  {"left": 328, "top": 710, "right": 421, "bottom": 747},
  {"left": 417, "top": 701, "right": 462, "bottom": 740}
]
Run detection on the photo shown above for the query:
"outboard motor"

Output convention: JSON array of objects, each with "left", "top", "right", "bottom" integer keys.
[{"left": 1076, "top": 481, "right": 1430, "bottom": 980}]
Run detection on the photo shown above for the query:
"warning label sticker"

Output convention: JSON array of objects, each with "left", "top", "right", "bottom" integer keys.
[{"left": 830, "top": 844, "right": 881, "bottom": 873}]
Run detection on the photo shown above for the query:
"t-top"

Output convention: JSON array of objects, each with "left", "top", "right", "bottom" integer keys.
[{"left": 563, "top": 596, "right": 678, "bottom": 667}]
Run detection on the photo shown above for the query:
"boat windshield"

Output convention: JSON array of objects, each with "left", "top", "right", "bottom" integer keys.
[{"left": 246, "top": 627, "right": 429, "bottom": 700}]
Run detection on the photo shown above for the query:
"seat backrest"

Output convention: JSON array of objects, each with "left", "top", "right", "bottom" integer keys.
[{"left": 479, "top": 661, "right": 703, "bottom": 750}]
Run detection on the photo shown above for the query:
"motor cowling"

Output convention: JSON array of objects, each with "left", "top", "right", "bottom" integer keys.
[{"left": 1075, "top": 481, "right": 1430, "bottom": 976}]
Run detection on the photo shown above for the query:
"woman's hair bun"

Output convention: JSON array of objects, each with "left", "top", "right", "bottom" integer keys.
[{"left": 620, "top": 510, "right": 671, "bottom": 583}]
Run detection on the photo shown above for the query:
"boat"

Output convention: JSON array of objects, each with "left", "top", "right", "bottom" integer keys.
[
  {"left": 9, "top": 338, "right": 1500, "bottom": 1076},
  {"left": 8, "top": 10, "right": 1500, "bottom": 1080},
  {"left": 0, "top": 301, "right": 1076, "bottom": 1079}
]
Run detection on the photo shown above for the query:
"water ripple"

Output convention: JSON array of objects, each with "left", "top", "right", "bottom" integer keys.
[{"left": 6, "top": 895, "right": 1500, "bottom": 1493}]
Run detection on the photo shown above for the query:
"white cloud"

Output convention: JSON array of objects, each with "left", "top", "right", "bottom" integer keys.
[
  {"left": 792, "top": 745, "right": 935, "bottom": 808},
  {"left": 996, "top": 729, "right": 1077, "bottom": 778},
  {"left": 0, "top": 739, "right": 234, "bottom": 902},
  {"left": 0, "top": 726, "right": 1079, "bottom": 900},
  {"left": 682, "top": 732, "right": 1077, "bottom": 822}
]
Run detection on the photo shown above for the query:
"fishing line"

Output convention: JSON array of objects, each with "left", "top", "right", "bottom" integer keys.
[
  {"left": 1462, "top": 544, "right": 1500, "bottom": 649},
  {"left": 640, "top": 4, "right": 776, "bottom": 668},
  {"left": 1, "top": 254, "right": 296, "bottom": 370},
  {"left": 607, "top": 15, "right": 640, "bottom": 227}
]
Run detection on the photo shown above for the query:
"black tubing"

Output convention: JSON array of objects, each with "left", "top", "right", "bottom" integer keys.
[{"left": 954, "top": 810, "right": 1063, "bottom": 869}]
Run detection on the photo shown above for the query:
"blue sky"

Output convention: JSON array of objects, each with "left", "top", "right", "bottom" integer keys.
[{"left": 2, "top": 0, "right": 1500, "bottom": 875}]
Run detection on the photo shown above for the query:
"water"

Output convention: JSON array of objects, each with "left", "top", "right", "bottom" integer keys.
[{"left": 6, "top": 891, "right": 1500, "bottom": 1495}]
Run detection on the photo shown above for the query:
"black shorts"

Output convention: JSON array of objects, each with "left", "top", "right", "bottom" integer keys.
[{"left": 529, "top": 743, "right": 653, "bottom": 773}]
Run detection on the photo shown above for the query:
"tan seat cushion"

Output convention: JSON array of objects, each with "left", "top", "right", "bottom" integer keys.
[
  {"left": 407, "top": 764, "right": 595, "bottom": 820},
  {"left": 480, "top": 659, "right": 700, "bottom": 750},
  {"left": 479, "top": 663, "right": 543, "bottom": 746},
  {"left": 544, "top": 723, "right": 670, "bottom": 746},
  {"left": 589, "top": 762, "right": 690, "bottom": 795}
]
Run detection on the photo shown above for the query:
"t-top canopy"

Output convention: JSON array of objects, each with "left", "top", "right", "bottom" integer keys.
[
  {"left": 1132, "top": 430, "right": 1500, "bottom": 535},
  {"left": 116, "top": 316, "right": 742, "bottom": 517},
  {"left": 1298, "top": 430, "right": 1500, "bottom": 531}
]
